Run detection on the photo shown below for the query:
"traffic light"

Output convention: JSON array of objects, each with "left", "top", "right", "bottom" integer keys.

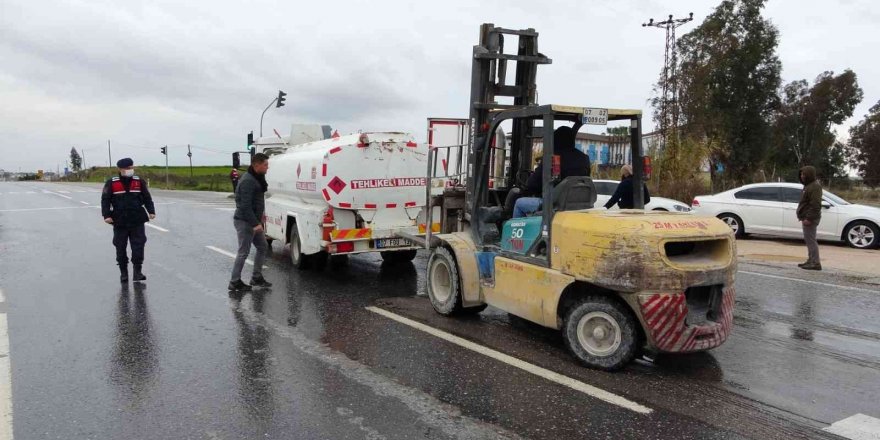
[
  {"left": 276, "top": 90, "right": 287, "bottom": 108},
  {"left": 247, "top": 131, "right": 254, "bottom": 146},
  {"left": 160, "top": 146, "right": 167, "bottom": 155},
  {"left": 232, "top": 152, "right": 240, "bottom": 169}
]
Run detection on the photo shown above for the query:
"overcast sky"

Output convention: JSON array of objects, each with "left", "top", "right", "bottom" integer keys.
[{"left": 1, "top": 0, "right": 878, "bottom": 171}]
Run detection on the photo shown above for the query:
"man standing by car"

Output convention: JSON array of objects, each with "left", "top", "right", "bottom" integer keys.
[
  {"left": 797, "top": 166, "right": 823, "bottom": 270},
  {"left": 604, "top": 164, "right": 650, "bottom": 210},
  {"left": 102, "top": 158, "right": 156, "bottom": 283},
  {"left": 229, "top": 153, "right": 272, "bottom": 291}
]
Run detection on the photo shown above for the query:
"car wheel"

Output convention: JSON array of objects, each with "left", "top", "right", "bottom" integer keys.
[
  {"left": 563, "top": 296, "right": 639, "bottom": 371},
  {"left": 427, "top": 247, "right": 464, "bottom": 315},
  {"left": 845, "top": 221, "right": 879, "bottom": 249},
  {"left": 718, "top": 213, "right": 745, "bottom": 238},
  {"left": 652, "top": 208, "right": 668, "bottom": 212}
]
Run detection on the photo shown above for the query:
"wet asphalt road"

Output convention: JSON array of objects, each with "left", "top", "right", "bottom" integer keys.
[{"left": 0, "top": 181, "right": 877, "bottom": 439}]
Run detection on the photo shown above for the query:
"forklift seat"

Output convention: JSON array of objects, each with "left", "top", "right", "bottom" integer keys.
[{"left": 552, "top": 176, "right": 597, "bottom": 212}]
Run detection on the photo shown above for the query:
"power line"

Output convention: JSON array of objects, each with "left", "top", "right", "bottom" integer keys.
[{"left": 643, "top": 12, "right": 694, "bottom": 147}]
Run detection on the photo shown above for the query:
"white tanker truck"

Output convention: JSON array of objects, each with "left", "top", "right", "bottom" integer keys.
[{"left": 251, "top": 124, "right": 436, "bottom": 269}]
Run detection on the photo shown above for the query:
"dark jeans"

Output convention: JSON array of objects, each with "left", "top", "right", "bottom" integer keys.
[
  {"left": 231, "top": 219, "right": 267, "bottom": 282},
  {"left": 113, "top": 224, "right": 147, "bottom": 266}
]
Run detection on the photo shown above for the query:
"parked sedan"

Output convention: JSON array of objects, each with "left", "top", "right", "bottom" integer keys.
[
  {"left": 692, "top": 182, "right": 880, "bottom": 249},
  {"left": 593, "top": 179, "right": 692, "bottom": 212}
]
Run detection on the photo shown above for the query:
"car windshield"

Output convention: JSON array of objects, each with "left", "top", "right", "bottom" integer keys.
[{"left": 824, "top": 191, "right": 851, "bottom": 205}]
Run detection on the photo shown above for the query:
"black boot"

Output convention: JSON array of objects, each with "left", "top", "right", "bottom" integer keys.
[
  {"left": 251, "top": 274, "right": 272, "bottom": 288},
  {"left": 133, "top": 265, "right": 146, "bottom": 282},
  {"left": 228, "top": 280, "right": 252, "bottom": 292},
  {"left": 120, "top": 265, "right": 129, "bottom": 283}
]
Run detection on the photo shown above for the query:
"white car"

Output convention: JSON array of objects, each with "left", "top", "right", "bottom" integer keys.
[
  {"left": 692, "top": 182, "right": 880, "bottom": 249},
  {"left": 593, "top": 179, "right": 692, "bottom": 212}
]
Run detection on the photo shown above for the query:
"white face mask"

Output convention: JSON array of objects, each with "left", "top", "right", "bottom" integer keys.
[{"left": 121, "top": 169, "right": 135, "bottom": 177}]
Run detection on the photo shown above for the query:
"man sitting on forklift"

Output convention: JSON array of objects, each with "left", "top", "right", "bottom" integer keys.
[{"left": 512, "top": 126, "right": 591, "bottom": 217}]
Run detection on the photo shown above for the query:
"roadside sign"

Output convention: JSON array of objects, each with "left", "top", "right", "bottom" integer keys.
[{"left": 582, "top": 108, "right": 608, "bottom": 125}]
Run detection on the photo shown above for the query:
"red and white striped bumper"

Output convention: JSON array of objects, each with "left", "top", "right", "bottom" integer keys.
[{"left": 637, "top": 286, "right": 735, "bottom": 353}]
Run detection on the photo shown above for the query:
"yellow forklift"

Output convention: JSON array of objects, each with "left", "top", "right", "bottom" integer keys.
[{"left": 417, "top": 24, "right": 737, "bottom": 370}]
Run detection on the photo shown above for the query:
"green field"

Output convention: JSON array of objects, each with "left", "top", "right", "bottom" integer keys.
[{"left": 69, "top": 166, "right": 238, "bottom": 192}]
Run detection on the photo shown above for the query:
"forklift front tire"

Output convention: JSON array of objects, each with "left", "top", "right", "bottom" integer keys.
[
  {"left": 563, "top": 296, "right": 639, "bottom": 371},
  {"left": 427, "top": 247, "right": 463, "bottom": 315}
]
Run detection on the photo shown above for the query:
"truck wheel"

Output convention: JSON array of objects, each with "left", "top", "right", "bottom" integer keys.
[
  {"left": 289, "top": 228, "right": 309, "bottom": 270},
  {"left": 381, "top": 249, "right": 418, "bottom": 264},
  {"left": 427, "top": 247, "right": 463, "bottom": 315},
  {"left": 563, "top": 296, "right": 639, "bottom": 371}
]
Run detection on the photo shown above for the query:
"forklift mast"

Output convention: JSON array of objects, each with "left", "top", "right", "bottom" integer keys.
[{"left": 466, "top": 24, "right": 552, "bottom": 219}]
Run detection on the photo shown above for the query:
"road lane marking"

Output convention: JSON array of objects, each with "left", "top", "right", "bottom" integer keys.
[
  {"left": 79, "top": 201, "right": 89, "bottom": 205},
  {"left": 739, "top": 270, "right": 878, "bottom": 293},
  {"left": 824, "top": 414, "right": 880, "bottom": 439},
  {"left": 0, "top": 206, "right": 97, "bottom": 213},
  {"left": 57, "top": 190, "right": 70, "bottom": 194},
  {"left": 205, "top": 246, "right": 252, "bottom": 266},
  {"left": 0, "top": 289, "right": 13, "bottom": 440},
  {"left": 365, "top": 306, "right": 653, "bottom": 415},
  {"left": 214, "top": 208, "right": 235, "bottom": 212},
  {"left": 145, "top": 223, "right": 169, "bottom": 232},
  {"left": 42, "top": 190, "right": 72, "bottom": 200}
]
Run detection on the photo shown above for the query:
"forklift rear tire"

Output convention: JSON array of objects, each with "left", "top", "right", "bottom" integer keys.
[
  {"left": 563, "top": 296, "right": 639, "bottom": 371},
  {"left": 427, "top": 247, "right": 463, "bottom": 315},
  {"left": 289, "top": 228, "right": 309, "bottom": 270},
  {"left": 381, "top": 249, "right": 418, "bottom": 264}
]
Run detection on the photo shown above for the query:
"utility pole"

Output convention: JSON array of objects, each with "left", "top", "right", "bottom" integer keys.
[
  {"left": 643, "top": 13, "right": 693, "bottom": 148},
  {"left": 160, "top": 145, "right": 169, "bottom": 189},
  {"left": 108, "top": 139, "right": 112, "bottom": 168},
  {"left": 187, "top": 144, "right": 193, "bottom": 177},
  {"left": 81, "top": 149, "right": 86, "bottom": 181}
]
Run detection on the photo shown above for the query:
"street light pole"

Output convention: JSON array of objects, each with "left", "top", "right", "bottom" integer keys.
[
  {"left": 165, "top": 145, "right": 169, "bottom": 189},
  {"left": 259, "top": 90, "right": 287, "bottom": 137},
  {"left": 259, "top": 97, "right": 278, "bottom": 137}
]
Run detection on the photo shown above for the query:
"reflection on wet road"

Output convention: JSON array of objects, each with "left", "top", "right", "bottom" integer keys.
[{"left": 0, "top": 182, "right": 876, "bottom": 439}]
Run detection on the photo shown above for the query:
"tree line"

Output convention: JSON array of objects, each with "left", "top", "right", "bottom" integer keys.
[{"left": 654, "top": 0, "right": 880, "bottom": 188}]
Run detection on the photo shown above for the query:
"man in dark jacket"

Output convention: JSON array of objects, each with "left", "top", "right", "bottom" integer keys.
[
  {"left": 513, "top": 126, "right": 590, "bottom": 217},
  {"left": 797, "top": 166, "right": 823, "bottom": 270},
  {"left": 102, "top": 158, "right": 156, "bottom": 283},
  {"left": 229, "top": 153, "right": 272, "bottom": 291},
  {"left": 604, "top": 164, "right": 651, "bottom": 209}
]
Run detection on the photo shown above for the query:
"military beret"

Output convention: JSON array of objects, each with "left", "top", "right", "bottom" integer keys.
[{"left": 117, "top": 158, "right": 134, "bottom": 168}]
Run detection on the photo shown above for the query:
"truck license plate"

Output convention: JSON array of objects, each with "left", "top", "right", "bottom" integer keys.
[{"left": 375, "top": 238, "right": 411, "bottom": 249}]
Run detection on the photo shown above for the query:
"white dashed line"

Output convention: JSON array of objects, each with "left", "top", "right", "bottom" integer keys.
[
  {"left": 0, "top": 288, "right": 13, "bottom": 440},
  {"left": 42, "top": 190, "right": 72, "bottom": 200},
  {"left": 206, "top": 246, "right": 252, "bottom": 265},
  {"left": 79, "top": 201, "right": 89, "bottom": 205},
  {"left": 0, "top": 206, "right": 96, "bottom": 213},
  {"left": 739, "top": 270, "right": 878, "bottom": 293},
  {"left": 365, "top": 306, "right": 653, "bottom": 415},
  {"left": 145, "top": 223, "right": 169, "bottom": 232},
  {"left": 824, "top": 414, "right": 880, "bottom": 439}
]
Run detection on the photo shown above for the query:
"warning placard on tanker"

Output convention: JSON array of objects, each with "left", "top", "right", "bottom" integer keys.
[{"left": 350, "top": 177, "right": 427, "bottom": 189}]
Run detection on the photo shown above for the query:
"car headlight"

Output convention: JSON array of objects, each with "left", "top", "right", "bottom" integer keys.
[{"left": 673, "top": 205, "right": 691, "bottom": 212}]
